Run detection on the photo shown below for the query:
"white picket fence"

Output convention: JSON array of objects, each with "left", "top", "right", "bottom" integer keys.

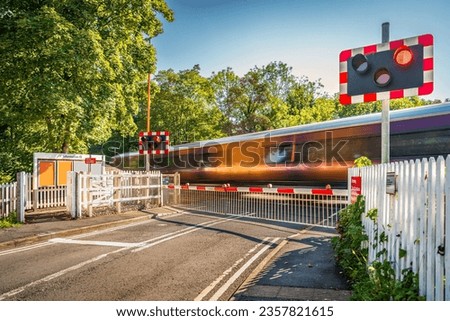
[
  {"left": 0, "top": 181, "right": 17, "bottom": 218},
  {"left": 348, "top": 156, "right": 450, "bottom": 301},
  {"left": 28, "top": 173, "right": 67, "bottom": 210},
  {"left": 1, "top": 170, "right": 167, "bottom": 221}
]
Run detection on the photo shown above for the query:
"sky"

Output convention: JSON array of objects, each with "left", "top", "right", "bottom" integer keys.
[{"left": 152, "top": 0, "right": 449, "bottom": 102}]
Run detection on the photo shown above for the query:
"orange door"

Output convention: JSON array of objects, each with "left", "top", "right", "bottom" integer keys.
[
  {"left": 57, "top": 161, "right": 73, "bottom": 186},
  {"left": 39, "top": 161, "right": 55, "bottom": 187}
]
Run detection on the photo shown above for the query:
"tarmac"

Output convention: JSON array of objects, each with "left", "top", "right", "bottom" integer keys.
[{"left": 0, "top": 207, "right": 352, "bottom": 301}]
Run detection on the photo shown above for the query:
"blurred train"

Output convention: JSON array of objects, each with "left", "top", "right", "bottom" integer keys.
[{"left": 111, "top": 102, "right": 450, "bottom": 186}]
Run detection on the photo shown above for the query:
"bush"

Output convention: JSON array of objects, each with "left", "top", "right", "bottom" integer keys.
[
  {"left": 0, "top": 212, "right": 22, "bottom": 228},
  {"left": 332, "top": 195, "right": 368, "bottom": 281},
  {"left": 332, "top": 196, "right": 424, "bottom": 300}
]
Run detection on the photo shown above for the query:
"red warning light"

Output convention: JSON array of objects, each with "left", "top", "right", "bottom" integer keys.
[{"left": 394, "top": 45, "right": 414, "bottom": 67}]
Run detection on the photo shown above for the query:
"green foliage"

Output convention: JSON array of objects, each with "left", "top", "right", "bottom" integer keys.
[
  {"left": 332, "top": 196, "right": 368, "bottom": 281},
  {"left": 366, "top": 208, "right": 377, "bottom": 221},
  {"left": 354, "top": 156, "right": 373, "bottom": 168},
  {"left": 352, "top": 263, "right": 423, "bottom": 301},
  {"left": 0, "top": 212, "right": 22, "bottom": 229},
  {"left": 0, "top": 0, "right": 173, "bottom": 177},
  {"left": 335, "top": 96, "right": 436, "bottom": 118},
  {"left": 209, "top": 62, "right": 328, "bottom": 136},
  {"left": 148, "top": 65, "right": 225, "bottom": 145},
  {"left": 332, "top": 196, "right": 423, "bottom": 300}
]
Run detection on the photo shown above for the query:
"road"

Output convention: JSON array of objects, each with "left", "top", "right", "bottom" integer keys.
[{"left": 0, "top": 211, "right": 303, "bottom": 301}]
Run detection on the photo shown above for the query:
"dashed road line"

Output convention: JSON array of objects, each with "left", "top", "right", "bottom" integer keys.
[
  {"left": 194, "top": 237, "right": 270, "bottom": 301},
  {"left": 0, "top": 247, "right": 127, "bottom": 300},
  {"left": 208, "top": 237, "right": 280, "bottom": 301}
]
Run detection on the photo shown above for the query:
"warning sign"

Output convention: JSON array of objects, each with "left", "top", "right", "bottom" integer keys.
[{"left": 350, "top": 176, "right": 362, "bottom": 204}]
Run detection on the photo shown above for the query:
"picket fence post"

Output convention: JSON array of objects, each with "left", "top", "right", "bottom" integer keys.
[{"left": 16, "top": 172, "right": 26, "bottom": 223}]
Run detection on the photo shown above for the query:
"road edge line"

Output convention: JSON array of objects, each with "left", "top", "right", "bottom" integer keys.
[{"left": 228, "top": 237, "right": 289, "bottom": 301}]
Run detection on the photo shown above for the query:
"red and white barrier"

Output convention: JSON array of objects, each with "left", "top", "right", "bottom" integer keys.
[{"left": 166, "top": 184, "right": 347, "bottom": 196}]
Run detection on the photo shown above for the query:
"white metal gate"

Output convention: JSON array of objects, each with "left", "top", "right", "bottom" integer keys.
[{"left": 67, "top": 171, "right": 163, "bottom": 218}]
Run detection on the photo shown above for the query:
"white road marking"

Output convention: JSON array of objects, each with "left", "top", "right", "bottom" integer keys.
[
  {"left": 0, "top": 247, "right": 127, "bottom": 300},
  {"left": 0, "top": 218, "right": 155, "bottom": 257},
  {"left": 48, "top": 238, "right": 145, "bottom": 248},
  {"left": 194, "top": 237, "right": 270, "bottom": 301},
  {"left": 0, "top": 214, "right": 240, "bottom": 300},
  {"left": 132, "top": 216, "right": 240, "bottom": 253},
  {"left": 208, "top": 237, "right": 280, "bottom": 301}
]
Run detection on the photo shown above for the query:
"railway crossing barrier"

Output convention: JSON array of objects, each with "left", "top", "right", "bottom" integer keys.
[
  {"left": 163, "top": 184, "right": 348, "bottom": 228},
  {"left": 3, "top": 169, "right": 348, "bottom": 227}
]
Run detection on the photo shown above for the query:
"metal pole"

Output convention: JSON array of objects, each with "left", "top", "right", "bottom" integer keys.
[
  {"left": 381, "top": 22, "right": 390, "bottom": 164},
  {"left": 146, "top": 73, "right": 151, "bottom": 171},
  {"left": 147, "top": 73, "right": 151, "bottom": 133},
  {"left": 16, "top": 172, "right": 26, "bottom": 223}
]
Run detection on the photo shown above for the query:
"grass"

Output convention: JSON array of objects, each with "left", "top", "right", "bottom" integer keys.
[{"left": 0, "top": 212, "right": 22, "bottom": 228}]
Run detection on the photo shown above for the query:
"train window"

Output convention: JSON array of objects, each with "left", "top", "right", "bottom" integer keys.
[
  {"left": 265, "top": 143, "right": 293, "bottom": 164},
  {"left": 391, "top": 130, "right": 450, "bottom": 158}
]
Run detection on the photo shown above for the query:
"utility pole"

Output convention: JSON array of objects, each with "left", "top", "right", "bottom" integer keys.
[
  {"left": 381, "top": 22, "right": 390, "bottom": 164},
  {"left": 146, "top": 73, "right": 151, "bottom": 171},
  {"left": 147, "top": 73, "right": 151, "bottom": 133}
]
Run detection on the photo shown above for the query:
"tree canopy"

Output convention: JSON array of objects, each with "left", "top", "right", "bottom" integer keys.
[{"left": 0, "top": 0, "right": 173, "bottom": 181}]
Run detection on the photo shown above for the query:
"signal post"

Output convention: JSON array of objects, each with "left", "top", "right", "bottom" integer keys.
[{"left": 339, "top": 24, "right": 434, "bottom": 163}]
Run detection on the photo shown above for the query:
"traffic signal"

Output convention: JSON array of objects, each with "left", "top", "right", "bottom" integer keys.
[
  {"left": 339, "top": 34, "right": 433, "bottom": 105},
  {"left": 139, "top": 131, "right": 170, "bottom": 155},
  {"left": 141, "top": 135, "right": 161, "bottom": 149}
]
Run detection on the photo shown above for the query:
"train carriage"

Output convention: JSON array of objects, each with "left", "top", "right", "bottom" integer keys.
[{"left": 112, "top": 102, "right": 450, "bottom": 186}]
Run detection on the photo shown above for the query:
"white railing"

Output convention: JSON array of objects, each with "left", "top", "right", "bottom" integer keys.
[
  {"left": 67, "top": 171, "right": 163, "bottom": 218},
  {"left": 164, "top": 185, "right": 348, "bottom": 228},
  {"left": 0, "top": 181, "right": 17, "bottom": 218},
  {"left": 25, "top": 173, "right": 66, "bottom": 210},
  {"left": 348, "top": 156, "right": 450, "bottom": 301}
]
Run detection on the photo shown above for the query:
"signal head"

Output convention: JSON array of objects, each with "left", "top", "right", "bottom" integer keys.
[
  {"left": 351, "top": 54, "right": 369, "bottom": 74},
  {"left": 394, "top": 45, "right": 414, "bottom": 68},
  {"left": 339, "top": 34, "right": 434, "bottom": 104}
]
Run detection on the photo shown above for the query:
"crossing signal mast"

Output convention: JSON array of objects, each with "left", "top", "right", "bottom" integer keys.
[
  {"left": 339, "top": 24, "right": 434, "bottom": 163},
  {"left": 141, "top": 73, "right": 170, "bottom": 170},
  {"left": 339, "top": 33, "right": 433, "bottom": 104},
  {"left": 139, "top": 131, "right": 170, "bottom": 155}
]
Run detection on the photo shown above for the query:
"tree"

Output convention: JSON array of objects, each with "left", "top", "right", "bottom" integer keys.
[
  {"left": 210, "top": 62, "right": 329, "bottom": 134},
  {"left": 210, "top": 67, "right": 242, "bottom": 136},
  {"left": 299, "top": 97, "right": 337, "bottom": 124},
  {"left": 335, "top": 95, "right": 436, "bottom": 118},
  {"left": 0, "top": 0, "right": 173, "bottom": 181},
  {"left": 150, "top": 66, "right": 224, "bottom": 145}
]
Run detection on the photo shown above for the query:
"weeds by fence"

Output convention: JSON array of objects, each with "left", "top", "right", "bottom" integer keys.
[{"left": 348, "top": 156, "right": 450, "bottom": 300}]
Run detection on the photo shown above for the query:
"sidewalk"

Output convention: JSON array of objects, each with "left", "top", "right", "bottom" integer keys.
[
  {"left": 0, "top": 207, "right": 175, "bottom": 249},
  {"left": 0, "top": 207, "right": 352, "bottom": 301},
  {"left": 232, "top": 226, "right": 352, "bottom": 301}
]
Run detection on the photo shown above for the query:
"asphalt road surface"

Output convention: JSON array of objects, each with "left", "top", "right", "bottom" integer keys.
[{"left": 0, "top": 211, "right": 304, "bottom": 301}]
